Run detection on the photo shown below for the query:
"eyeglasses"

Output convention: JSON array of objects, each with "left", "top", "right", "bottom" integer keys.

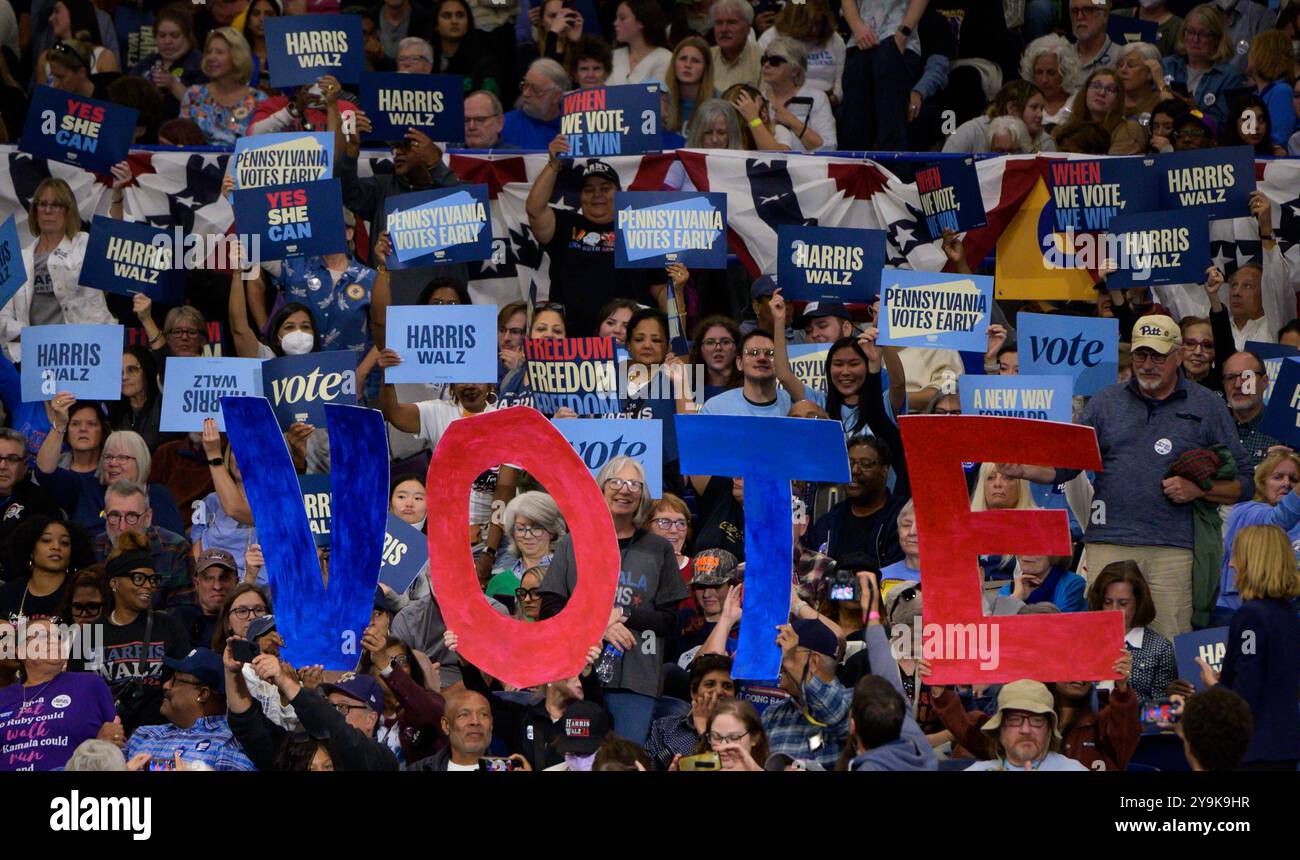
[
  {"left": 701, "top": 338, "right": 734, "bottom": 349},
  {"left": 0, "top": 454, "right": 24, "bottom": 466},
  {"left": 1174, "top": 128, "right": 1208, "bottom": 140},
  {"left": 708, "top": 730, "right": 749, "bottom": 745},
  {"left": 604, "top": 478, "right": 644, "bottom": 492},
  {"left": 1003, "top": 713, "right": 1049, "bottom": 729},
  {"left": 534, "top": 302, "right": 567, "bottom": 317},
  {"left": 1131, "top": 350, "right": 1170, "bottom": 365},
  {"left": 465, "top": 114, "right": 502, "bottom": 125},
  {"left": 512, "top": 524, "right": 547, "bottom": 538},
  {"left": 499, "top": 326, "right": 526, "bottom": 338},
  {"left": 760, "top": 54, "right": 787, "bottom": 67},
  {"left": 103, "top": 453, "right": 137, "bottom": 465},
  {"left": 519, "top": 79, "right": 557, "bottom": 96},
  {"left": 1183, "top": 338, "right": 1214, "bottom": 352},
  {"left": 932, "top": 407, "right": 962, "bottom": 415},
  {"left": 849, "top": 458, "right": 881, "bottom": 472},
  {"left": 397, "top": 54, "right": 432, "bottom": 65},
  {"left": 128, "top": 572, "right": 164, "bottom": 588},
  {"left": 70, "top": 601, "right": 104, "bottom": 615},
  {"left": 1184, "top": 27, "right": 1214, "bottom": 43},
  {"left": 35, "top": 200, "right": 68, "bottom": 212},
  {"left": 1088, "top": 81, "right": 1119, "bottom": 95},
  {"left": 105, "top": 510, "right": 146, "bottom": 525},
  {"left": 651, "top": 517, "right": 688, "bottom": 532},
  {"left": 1223, "top": 372, "right": 1258, "bottom": 387},
  {"left": 515, "top": 587, "right": 542, "bottom": 602},
  {"left": 167, "top": 328, "right": 202, "bottom": 339},
  {"left": 332, "top": 702, "right": 370, "bottom": 715},
  {"left": 744, "top": 348, "right": 775, "bottom": 358},
  {"left": 230, "top": 605, "right": 268, "bottom": 620}
]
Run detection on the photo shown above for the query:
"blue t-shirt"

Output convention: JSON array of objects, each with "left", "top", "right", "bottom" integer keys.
[
  {"left": 700, "top": 387, "right": 792, "bottom": 417},
  {"left": 500, "top": 110, "right": 562, "bottom": 150},
  {"left": 276, "top": 256, "right": 376, "bottom": 354}
]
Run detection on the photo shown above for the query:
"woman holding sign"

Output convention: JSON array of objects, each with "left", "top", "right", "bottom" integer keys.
[
  {"left": 1, "top": 180, "right": 112, "bottom": 362},
  {"left": 180, "top": 27, "right": 267, "bottom": 146},
  {"left": 129, "top": 3, "right": 205, "bottom": 114}
]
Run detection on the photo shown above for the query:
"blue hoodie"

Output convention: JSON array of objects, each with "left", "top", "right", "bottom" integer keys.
[{"left": 848, "top": 625, "right": 938, "bottom": 772}]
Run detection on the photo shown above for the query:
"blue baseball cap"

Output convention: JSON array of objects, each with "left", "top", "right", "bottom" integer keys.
[
  {"left": 163, "top": 648, "right": 225, "bottom": 690},
  {"left": 791, "top": 618, "right": 840, "bottom": 659},
  {"left": 322, "top": 672, "right": 385, "bottom": 714},
  {"left": 751, "top": 275, "right": 778, "bottom": 299},
  {"left": 800, "top": 301, "right": 852, "bottom": 322}
]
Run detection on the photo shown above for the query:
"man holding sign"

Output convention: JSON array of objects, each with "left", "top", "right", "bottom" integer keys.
[{"left": 526, "top": 142, "right": 663, "bottom": 338}]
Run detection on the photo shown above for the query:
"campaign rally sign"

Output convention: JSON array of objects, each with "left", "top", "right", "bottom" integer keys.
[
  {"left": 20, "top": 324, "right": 123, "bottom": 402},
  {"left": 262, "top": 349, "right": 358, "bottom": 430},
  {"left": 383, "top": 185, "right": 492, "bottom": 267},
  {"left": 959, "top": 375, "right": 1072, "bottom": 423},
  {"left": 915, "top": 158, "right": 987, "bottom": 242},
  {"left": 1018, "top": 312, "right": 1119, "bottom": 396},
  {"left": 876, "top": 268, "right": 993, "bottom": 352},
  {"left": 160, "top": 357, "right": 264, "bottom": 432},
  {"left": 19, "top": 86, "right": 137, "bottom": 175},
  {"left": 1107, "top": 15, "right": 1157, "bottom": 45},
  {"left": 233, "top": 178, "right": 347, "bottom": 260},
  {"left": 788, "top": 343, "right": 830, "bottom": 395},
  {"left": 1104, "top": 209, "right": 1209, "bottom": 289},
  {"left": 1246, "top": 340, "right": 1296, "bottom": 405},
  {"left": 560, "top": 84, "right": 661, "bottom": 156},
  {"left": 553, "top": 418, "right": 663, "bottom": 497},
  {"left": 524, "top": 337, "right": 620, "bottom": 416},
  {"left": 80, "top": 216, "right": 184, "bottom": 304},
  {"left": 1260, "top": 356, "right": 1300, "bottom": 447},
  {"left": 378, "top": 513, "right": 429, "bottom": 593},
  {"left": 1174, "top": 627, "right": 1228, "bottom": 692},
  {"left": 1157, "top": 146, "right": 1255, "bottom": 221},
  {"left": 614, "top": 192, "right": 727, "bottom": 269},
  {"left": 0, "top": 215, "right": 27, "bottom": 311},
  {"left": 385, "top": 304, "right": 497, "bottom": 384},
  {"left": 232, "top": 132, "right": 334, "bottom": 189},
  {"left": 776, "top": 225, "right": 885, "bottom": 303},
  {"left": 1044, "top": 157, "right": 1157, "bottom": 233},
  {"left": 265, "top": 14, "right": 365, "bottom": 87},
  {"left": 298, "top": 474, "right": 332, "bottom": 547},
  {"left": 358, "top": 72, "right": 465, "bottom": 141}
]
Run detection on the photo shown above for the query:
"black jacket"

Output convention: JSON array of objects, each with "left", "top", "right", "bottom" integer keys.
[
  {"left": 0, "top": 476, "right": 65, "bottom": 578},
  {"left": 228, "top": 688, "right": 400, "bottom": 771}
]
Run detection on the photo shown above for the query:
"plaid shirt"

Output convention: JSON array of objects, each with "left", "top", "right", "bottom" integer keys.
[
  {"left": 1236, "top": 413, "right": 1281, "bottom": 476},
  {"left": 761, "top": 675, "right": 852, "bottom": 770},
  {"left": 124, "top": 716, "right": 256, "bottom": 771},
  {"left": 645, "top": 712, "right": 702, "bottom": 770},
  {"left": 94, "top": 526, "right": 196, "bottom": 609}
]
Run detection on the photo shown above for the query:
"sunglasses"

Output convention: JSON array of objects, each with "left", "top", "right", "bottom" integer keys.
[
  {"left": 70, "top": 601, "right": 104, "bottom": 615},
  {"left": 760, "top": 54, "right": 787, "bottom": 67},
  {"left": 515, "top": 587, "right": 542, "bottom": 602}
]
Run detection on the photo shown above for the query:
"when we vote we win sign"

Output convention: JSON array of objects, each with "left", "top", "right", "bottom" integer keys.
[
  {"left": 1045, "top": 158, "right": 1155, "bottom": 233},
  {"left": 560, "top": 85, "right": 660, "bottom": 156}
]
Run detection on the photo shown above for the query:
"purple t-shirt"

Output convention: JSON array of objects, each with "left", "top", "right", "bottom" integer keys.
[{"left": 0, "top": 672, "right": 117, "bottom": 771}]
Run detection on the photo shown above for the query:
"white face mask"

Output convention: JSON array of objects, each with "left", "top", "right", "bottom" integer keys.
[
  {"left": 279, "top": 330, "right": 314, "bottom": 355},
  {"left": 1138, "top": 0, "right": 1162, "bottom": 9}
]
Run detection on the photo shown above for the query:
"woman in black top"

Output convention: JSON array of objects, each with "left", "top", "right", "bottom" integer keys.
[
  {"left": 0, "top": 516, "right": 95, "bottom": 624},
  {"left": 109, "top": 346, "right": 178, "bottom": 451}
]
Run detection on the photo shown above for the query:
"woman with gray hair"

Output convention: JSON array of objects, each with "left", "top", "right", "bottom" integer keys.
[
  {"left": 65, "top": 739, "right": 155, "bottom": 771},
  {"left": 684, "top": 97, "right": 746, "bottom": 148},
  {"left": 538, "top": 455, "right": 688, "bottom": 745},
  {"left": 1115, "top": 40, "right": 1173, "bottom": 122},
  {"left": 485, "top": 490, "right": 567, "bottom": 600},
  {"left": 1019, "top": 34, "right": 1080, "bottom": 130},
  {"left": 758, "top": 35, "right": 835, "bottom": 150}
]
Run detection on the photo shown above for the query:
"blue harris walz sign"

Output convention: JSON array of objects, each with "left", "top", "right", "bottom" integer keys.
[
  {"left": 80, "top": 216, "right": 184, "bottom": 305},
  {"left": 777, "top": 225, "right": 885, "bottom": 303},
  {"left": 560, "top": 84, "right": 661, "bottom": 156},
  {"left": 1104, "top": 209, "right": 1209, "bottom": 290},
  {"left": 19, "top": 85, "right": 137, "bottom": 175},
  {"left": 160, "top": 357, "right": 264, "bottom": 432},
  {"left": 1018, "top": 312, "right": 1118, "bottom": 396},
  {"left": 1155, "top": 146, "right": 1256, "bottom": 221},
  {"left": 378, "top": 513, "right": 430, "bottom": 593},
  {"left": 0, "top": 215, "right": 27, "bottom": 311},
  {"left": 359, "top": 72, "right": 465, "bottom": 142},
  {"left": 384, "top": 304, "right": 498, "bottom": 384},
  {"left": 383, "top": 185, "right": 493, "bottom": 267},
  {"left": 20, "top": 324, "right": 124, "bottom": 402},
  {"left": 614, "top": 192, "right": 728, "bottom": 269},
  {"left": 265, "top": 14, "right": 365, "bottom": 87}
]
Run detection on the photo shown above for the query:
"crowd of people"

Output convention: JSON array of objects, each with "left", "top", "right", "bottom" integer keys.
[{"left": 0, "top": 0, "right": 1297, "bottom": 775}]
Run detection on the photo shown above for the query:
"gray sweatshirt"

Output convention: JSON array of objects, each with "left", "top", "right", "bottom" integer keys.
[{"left": 849, "top": 625, "right": 938, "bottom": 771}]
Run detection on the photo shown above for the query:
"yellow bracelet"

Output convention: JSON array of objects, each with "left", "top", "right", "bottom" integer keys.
[{"left": 749, "top": 117, "right": 763, "bottom": 128}]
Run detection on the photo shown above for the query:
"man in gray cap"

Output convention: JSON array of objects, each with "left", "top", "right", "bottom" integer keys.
[
  {"left": 672, "top": 548, "right": 741, "bottom": 666},
  {"left": 177, "top": 548, "right": 238, "bottom": 648}
]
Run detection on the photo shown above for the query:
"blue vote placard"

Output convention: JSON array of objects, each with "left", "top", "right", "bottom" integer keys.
[
  {"left": 383, "top": 185, "right": 493, "bottom": 267},
  {"left": 915, "top": 158, "right": 988, "bottom": 242},
  {"left": 358, "top": 72, "right": 465, "bottom": 142},
  {"left": 80, "top": 216, "right": 184, "bottom": 305},
  {"left": 1246, "top": 340, "right": 1296, "bottom": 405},
  {"left": 1105, "top": 209, "right": 1210, "bottom": 290},
  {"left": 776, "top": 225, "right": 886, "bottom": 303},
  {"left": 378, "top": 513, "right": 430, "bottom": 593},
  {"left": 0, "top": 215, "right": 27, "bottom": 311},
  {"left": 160, "top": 357, "right": 263, "bottom": 432},
  {"left": 560, "top": 84, "right": 661, "bottom": 156},
  {"left": 524, "top": 337, "right": 620, "bottom": 417},
  {"left": 19, "top": 85, "right": 137, "bottom": 175},
  {"left": 385, "top": 304, "right": 498, "bottom": 383},
  {"left": 261, "top": 349, "right": 359, "bottom": 430},
  {"left": 1156, "top": 146, "right": 1256, "bottom": 221},
  {"left": 264, "top": 14, "right": 365, "bottom": 87},
  {"left": 876, "top": 268, "right": 994, "bottom": 352},
  {"left": 1018, "top": 312, "right": 1119, "bottom": 396},
  {"left": 1044, "top": 156, "right": 1157, "bottom": 234},
  {"left": 232, "top": 132, "right": 333, "bottom": 189},
  {"left": 20, "top": 324, "right": 124, "bottom": 402},
  {"left": 298, "top": 473, "right": 333, "bottom": 547},
  {"left": 959, "top": 375, "right": 1073, "bottom": 423},
  {"left": 1174, "top": 627, "right": 1228, "bottom": 693},
  {"left": 1107, "top": 15, "right": 1158, "bottom": 45},
  {"left": 614, "top": 191, "right": 727, "bottom": 269},
  {"left": 552, "top": 418, "right": 663, "bottom": 497},
  {"left": 1260, "top": 357, "right": 1300, "bottom": 447},
  {"left": 233, "top": 178, "right": 347, "bottom": 260}
]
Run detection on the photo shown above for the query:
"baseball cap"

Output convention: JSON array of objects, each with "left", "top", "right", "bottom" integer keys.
[
  {"left": 163, "top": 648, "right": 224, "bottom": 690},
  {"left": 581, "top": 159, "right": 621, "bottom": 190},
  {"left": 764, "top": 752, "right": 827, "bottom": 771},
  {"left": 1174, "top": 109, "right": 1216, "bottom": 139},
  {"left": 1131, "top": 314, "right": 1182, "bottom": 354},
  {"left": 692, "top": 548, "right": 740, "bottom": 587},
  {"left": 196, "top": 548, "right": 237, "bottom": 576},
  {"left": 750, "top": 275, "right": 778, "bottom": 299},
  {"left": 800, "top": 301, "right": 852, "bottom": 322},
  {"left": 247, "top": 613, "right": 277, "bottom": 641},
  {"left": 791, "top": 618, "right": 839, "bottom": 659},
  {"left": 322, "top": 672, "right": 385, "bottom": 715},
  {"left": 556, "top": 700, "right": 610, "bottom": 756}
]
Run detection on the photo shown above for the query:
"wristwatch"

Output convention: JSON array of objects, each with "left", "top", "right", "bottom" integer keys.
[
  {"left": 207, "top": 457, "right": 225, "bottom": 467},
  {"left": 898, "top": 24, "right": 913, "bottom": 37}
]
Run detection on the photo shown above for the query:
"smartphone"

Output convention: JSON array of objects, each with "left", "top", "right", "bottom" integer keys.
[
  {"left": 1168, "top": 82, "right": 1189, "bottom": 98},
  {"left": 679, "top": 752, "right": 720, "bottom": 771},
  {"left": 1141, "top": 698, "right": 1179, "bottom": 725},
  {"left": 786, "top": 96, "right": 814, "bottom": 130},
  {"left": 479, "top": 756, "right": 523, "bottom": 772},
  {"left": 230, "top": 639, "right": 260, "bottom": 664},
  {"left": 828, "top": 569, "right": 858, "bottom": 602}
]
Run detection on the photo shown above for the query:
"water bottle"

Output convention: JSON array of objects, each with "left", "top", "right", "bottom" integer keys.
[{"left": 593, "top": 643, "right": 624, "bottom": 684}]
